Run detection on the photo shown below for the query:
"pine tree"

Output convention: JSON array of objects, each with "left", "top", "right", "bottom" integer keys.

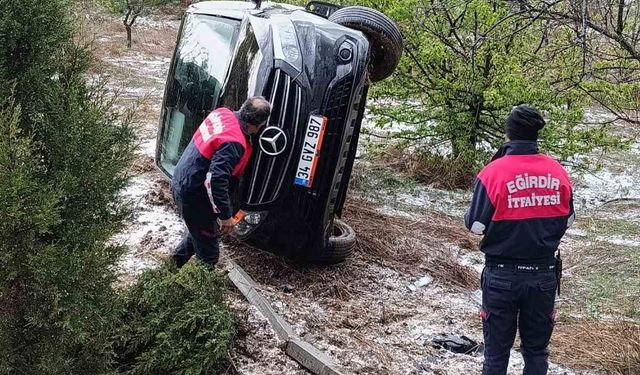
[{"left": 0, "top": 0, "right": 136, "bottom": 373}]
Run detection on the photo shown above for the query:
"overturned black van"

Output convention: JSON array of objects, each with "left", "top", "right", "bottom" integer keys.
[{"left": 156, "top": 1, "right": 402, "bottom": 263}]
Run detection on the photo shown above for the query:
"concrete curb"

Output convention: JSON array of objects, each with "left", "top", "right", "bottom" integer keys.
[{"left": 227, "top": 260, "right": 345, "bottom": 375}]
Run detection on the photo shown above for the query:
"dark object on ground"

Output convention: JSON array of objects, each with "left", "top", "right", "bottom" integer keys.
[
  {"left": 283, "top": 284, "right": 295, "bottom": 293},
  {"left": 156, "top": 1, "right": 402, "bottom": 263},
  {"left": 432, "top": 334, "right": 483, "bottom": 355}
]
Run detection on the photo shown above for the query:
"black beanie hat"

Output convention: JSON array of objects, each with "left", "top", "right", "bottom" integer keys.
[{"left": 505, "top": 105, "right": 546, "bottom": 141}]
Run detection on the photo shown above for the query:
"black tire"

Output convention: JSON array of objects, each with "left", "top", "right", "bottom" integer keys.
[
  {"left": 329, "top": 6, "right": 403, "bottom": 82},
  {"left": 307, "top": 219, "right": 356, "bottom": 264}
]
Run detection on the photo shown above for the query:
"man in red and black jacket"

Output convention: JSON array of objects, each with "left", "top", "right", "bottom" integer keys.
[
  {"left": 465, "top": 105, "right": 575, "bottom": 375},
  {"left": 171, "top": 96, "right": 271, "bottom": 268}
]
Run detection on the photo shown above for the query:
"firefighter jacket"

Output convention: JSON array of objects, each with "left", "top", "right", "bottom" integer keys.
[
  {"left": 464, "top": 141, "right": 575, "bottom": 264},
  {"left": 172, "top": 108, "right": 252, "bottom": 220}
]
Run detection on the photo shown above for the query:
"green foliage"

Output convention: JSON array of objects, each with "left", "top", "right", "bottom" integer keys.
[
  {"left": 114, "top": 263, "right": 236, "bottom": 375},
  {"left": 290, "top": 0, "right": 634, "bottom": 182},
  {"left": 341, "top": 0, "right": 628, "bottom": 178},
  {"left": 0, "top": 100, "right": 63, "bottom": 375},
  {"left": 0, "top": 2, "right": 235, "bottom": 374},
  {"left": 0, "top": 0, "right": 136, "bottom": 373},
  {"left": 521, "top": 1, "right": 640, "bottom": 125}
]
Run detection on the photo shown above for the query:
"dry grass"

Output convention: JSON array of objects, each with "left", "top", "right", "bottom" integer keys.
[
  {"left": 552, "top": 319, "right": 640, "bottom": 374},
  {"left": 343, "top": 197, "right": 479, "bottom": 289},
  {"left": 80, "top": 5, "right": 179, "bottom": 74},
  {"left": 376, "top": 146, "right": 476, "bottom": 190},
  {"left": 224, "top": 241, "right": 362, "bottom": 300}
]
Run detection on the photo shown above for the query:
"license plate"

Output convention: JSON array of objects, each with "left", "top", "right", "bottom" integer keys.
[{"left": 294, "top": 115, "right": 327, "bottom": 188}]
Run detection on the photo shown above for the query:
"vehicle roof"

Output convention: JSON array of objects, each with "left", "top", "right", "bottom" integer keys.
[{"left": 188, "top": 1, "right": 303, "bottom": 19}]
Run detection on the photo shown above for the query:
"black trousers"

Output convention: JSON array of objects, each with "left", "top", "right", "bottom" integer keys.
[
  {"left": 172, "top": 191, "right": 220, "bottom": 267},
  {"left": 481, "top": 265, "right": 557, "bottom": 375}
]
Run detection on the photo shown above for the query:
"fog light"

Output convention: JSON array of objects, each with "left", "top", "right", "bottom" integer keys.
[
  {"left": 234, "top": 221, "right": 252, "bottom": 236},
  {"left": 339, "top": 47, "right": 352, "bottom": 62},
  {"left": 232, "top": 211, "right": 267, "bottom": 237},
  {"left": 244, "top": 212, "right": 262, "bottom": 225}
]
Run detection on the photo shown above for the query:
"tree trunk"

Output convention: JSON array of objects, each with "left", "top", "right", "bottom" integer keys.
[
  {"left": 123, "top": 7, "right": 132, "bottom": 49},
  {"left": 125, "top": 24, "right": 132, "bottom": 49}
]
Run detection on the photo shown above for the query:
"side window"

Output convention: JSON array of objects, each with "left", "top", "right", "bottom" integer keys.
[
  {"left": 159, "top": 14, "right": 239, "bottom": 175},
  {"left": 219, "top": 25, "right": 260, "bottom": 109}
]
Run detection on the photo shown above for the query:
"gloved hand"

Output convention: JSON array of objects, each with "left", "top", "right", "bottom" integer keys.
[{"left": 218, "top": 218, "right": 235, "bottom": 235}]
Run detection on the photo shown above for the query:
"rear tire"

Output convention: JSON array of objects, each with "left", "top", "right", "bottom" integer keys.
[
  {"left": 329, "top": 6, "right": 403, "bottom": 82},
  {"left": 307, "top": 219, "right": 356, "bottom": 264}
]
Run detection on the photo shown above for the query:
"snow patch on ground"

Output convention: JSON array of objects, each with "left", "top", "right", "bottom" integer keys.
[
  {"left": 458, "top": 251, "right": 485, "bottom": 275},
  {"left": 105, "top": 54, "right": 171, "bottom": 82},
  {"left": 595, "top": 235, "right": 640, "bottom": 247},
  {"left": 112, "top": 173, "right": 183, "bottom": 278},
  {"left": 135, "top": 16, "right": 180, "bottom": 29},
  {"left": 118, "top": 252, "right": 157, "bottom": 277},
  {"left": 566, "top": 228, "right": 588, "bottom": 237},
  {"left": 569, "top": 116, "right": 640, "bottom": 211},
  {"left": 572, "top": 169, "right": 640, "bottom": 209},
  {"left": 395, "top": 186, "right": 470, "bottom": 217},
  {"left": 139, "top": 138, "right": 157, "bottom": 158}
]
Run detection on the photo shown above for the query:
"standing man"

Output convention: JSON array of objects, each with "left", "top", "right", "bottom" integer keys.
[
  {"left": 171, "top": 96, "right": 271, "bottom": 268},
  {"left": 465, "top": 105, "right": 575, "bottom": 375}
]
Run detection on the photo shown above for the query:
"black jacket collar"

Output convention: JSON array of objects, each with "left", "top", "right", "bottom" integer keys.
[
  {"left": 234, "top": 111, "right": 250, "bottom": 136},
  {"left": 491, "top": 140, "right": 539, "bottom": 161}
]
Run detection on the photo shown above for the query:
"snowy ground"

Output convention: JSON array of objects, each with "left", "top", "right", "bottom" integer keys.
[{"left": 88, "top": 7, "right": 637, "bottom": 375}]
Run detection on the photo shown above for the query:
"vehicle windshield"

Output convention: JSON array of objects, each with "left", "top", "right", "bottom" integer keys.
[{"left": 158, "top": 14, "right": 239, "bottom": 175}]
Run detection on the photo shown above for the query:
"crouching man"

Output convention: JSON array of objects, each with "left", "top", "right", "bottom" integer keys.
[
  {"left": 464, "top": 105, "right": 575, "bottom": 375},
  {"left": 171, "top": 96, "right": 271, "bottom": 268}
]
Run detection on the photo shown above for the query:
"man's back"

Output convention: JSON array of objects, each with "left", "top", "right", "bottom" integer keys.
[
  {"left": 171, "top": 107, "right": 250, "bottom": 199},
  {"left": 475, "top": 149, "right": 573, "bottom": 262}
]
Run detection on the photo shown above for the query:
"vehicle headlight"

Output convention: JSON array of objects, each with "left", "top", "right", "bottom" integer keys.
[
  {"left": 233, "top": 211, "right": 267, "bottom": 236},
  {"left": 273, "top": 21, "right": 300, "bottom": 63}
]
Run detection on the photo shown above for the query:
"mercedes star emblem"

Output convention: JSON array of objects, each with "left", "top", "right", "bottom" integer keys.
[{"left": 259, "top": 126, "right": 287, "bottom": 156}]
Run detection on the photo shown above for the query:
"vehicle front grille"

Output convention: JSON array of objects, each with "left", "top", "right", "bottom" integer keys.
[{"left": 243, "top": 69, "right": 302, "bottom": 205}]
